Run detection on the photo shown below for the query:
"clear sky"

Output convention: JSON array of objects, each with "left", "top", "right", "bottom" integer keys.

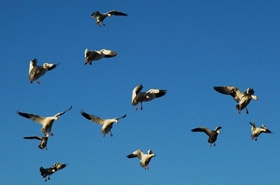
[{"left": 1, "top": 0, "right": 280, "bottom": 184}]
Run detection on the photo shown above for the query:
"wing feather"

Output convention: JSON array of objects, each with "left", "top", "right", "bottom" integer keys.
[
  {"left": 46, "top": 63, "right": 59, "bottom": 71},
  {"left": 132, "top": 84, "right": 143, "bottom": 102},
  {"left": 80, "top": 111, "right": 105, "bottom": 125},
  {"left": 54, "top": 106, "right": 72, "bottom": 117},
  {"left": 214, "top": 86, "right": 243, "bottom": 102},
  {"left": 147, "top": 89, "right": 167, "bottom": 98},
  {"left": 23, "top": 136, "right": 42, "bottom": 140},
  {"left": 107, "top": 10, "right": 127, "bottom": 16},
  {"left": 91, "top": 11, "right": 102, "bottom": 18},
  {"left": 249, "top": 122, "right": 256, "bottom": 128},
  {"left": 191, "top": 127, "right": 212, "bottom": 137},
  {"left": 17, "top": 111, "right": 45, "bottom": 125}
]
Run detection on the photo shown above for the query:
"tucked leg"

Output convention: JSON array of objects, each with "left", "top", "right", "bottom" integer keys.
[{"left": 246, "top": 107, "right": 249, "bottom": 114}]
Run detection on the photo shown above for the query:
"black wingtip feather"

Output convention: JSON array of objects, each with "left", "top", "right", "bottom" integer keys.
[
  {"left": 80, "top": 111, "right": 92, "bottom": 120},
  {"left": 126, "top": 154, "right": 135, "bottom": 158}
]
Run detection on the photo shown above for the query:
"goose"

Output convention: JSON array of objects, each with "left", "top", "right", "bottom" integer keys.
[
  {"left": 29, "top": 58, "right": 59, "bottom": 84},
  {"left": 17, "top": 106, "right": 72, "bottom": 136},
  {"left": 214, "top": 86, "right": 258, "bottom": 114},
  {"left": 80, "top": 110, "right": 126, "bottom": 137},
  {"left": 23, "top": 134, "right": 50, "bottom": 150},
  {"left": 91, "top": 10, "right": 127, "bottom": 26},
  {"left": 40, "top": 163, "right": 67, "bottom": 182},
  {"left": 131, "top": 84, "right": 167, "bottom": 110},
  {"left": 84, "top": 48, "right": 117, "bottom": 65},
  {"left": 127, "top": 149, "right": 156, "bottom": 170},
  {"left": 191, "top": 126, "right": 222, "bottom": 146},
  {"left": 250, "top": 122, "right": 271, "bottom": 141}
]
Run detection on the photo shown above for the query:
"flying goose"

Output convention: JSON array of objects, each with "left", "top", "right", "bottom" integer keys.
[
  {"left": 40, "top": 163, "right": 67, "bottom": 182},
  {"left": 80, "top": 110, "right": 126, "bottom": 137},
  {"left": 29, "top": 58, "right": 59, "bottom": 84},
  {"left": 91, "top": 10, "right": 127, "bottom": 26},
  {"left": 17, "top": 106, "right": 72, "bottom": 136},
  {"left": 127, "top": 149, "right": 156, "bottom": 170},
  {"left": 214, "top": 86, "right": 258, "bottom": 114},
  {"left": 84, "top": 48, "right": 117, "bottom": 65},
  {"left": 191, "top": 126, "right": 222, "bottom": 146},
  {"left": 131, "top": 84, "right": 167, "bottom": 110},
  {"left": 250, "top": 122, "right": 271, "bottom": 141},
  {"left": 23, "top": 134, "right": 50, "bottom": 150}
]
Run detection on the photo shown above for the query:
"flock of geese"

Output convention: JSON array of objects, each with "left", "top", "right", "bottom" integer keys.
[
  {"left": 191, "top": 86, "right": 271, "bottom": 146},
  {"left": 17, "top": 9, "right": 167, "bottom": 182},
  {"left": 16, "top": 9, "right": 272, "bottom": 182}
]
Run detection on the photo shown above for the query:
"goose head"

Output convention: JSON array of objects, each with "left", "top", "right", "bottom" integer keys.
[
  {"left": 245, "top": 88, "right": 258, "bottom": 100},
  {"left": 251, "top": 95, "right": 258, "bottom": 100}
]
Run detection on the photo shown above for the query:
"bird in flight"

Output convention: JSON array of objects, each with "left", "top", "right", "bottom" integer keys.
[
  {"left": 28, "top": 58, "right": 59, "bottom": 84},
  {"left": 131, "top": 84, "right": 167, "bottom": 110},
  {"left": 80, "top": 110, "right": 126, "bottom": 137},
  {"left": 214, "top": 86, "right": 258, "bottom": 114},
  {"left": 84, "top": 48, "right": 117, "bottom": 65},
  {"left": 91, "top": 10, "right": 127, "bottom": 26},
  {"left": 250, "top": 122, "right": 271, "bottom": 141},
  {"left": 17, "top": 106, "right": 72, "bottom": 136},
  {"left": 127, "top": 149, "right": 156, "bottom": 170},
  {"left": 191, "top": 126, "right": 222, "bottom": 146}
]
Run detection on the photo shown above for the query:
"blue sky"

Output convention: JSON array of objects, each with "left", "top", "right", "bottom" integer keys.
[{"left": 1, "top": 0, "right": 280, "bottom": 184}]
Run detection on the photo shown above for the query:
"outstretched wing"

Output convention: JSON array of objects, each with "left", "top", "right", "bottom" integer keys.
[
  {"left": 101, "top": 49, "right": 117, "bottom": 58},
  {"left": 44, "top": 63, "right": 59, "bottom": 71},
  {"left": 249, "top": 122, "right": 257, "bottom": 128},
  {"left": 53, "top": 163, "right": 67, "bottom": 171},
  {"left": 146, "top": 89, "right": 167, "bottom": 98},
  {"left": 23, "top": 136, "right": 42, "bottom": 140},
  {"left": 215, "top": 126, "right": 222, "bottom": 131},
  {"left": 29, "top": 58, "right": 37, "bottom": 73},
  {"left": 17, "top": 111, "right": 46, "bottom": 125},
  {"left": 127, "top": 150, "right": 142, "bottom": 160},
  {"left": 54, "top": 106, "right": 72, "bottom": 117},
  {"left": 133, "top": 84, "right": 143, "bottom": 95},
  {"left": 106, "top": 10, "right": 127, "bottom": 16},
  {"left": 131, "top": 84, "right": 144, "bottom": 103},
  {"left": 264, "top": 128, "right": 272, "bottom": 133},
  {"left": 91, "top": 11, "right": 102, "bottom": 18},
  {"left": 260, "top": 125, "right": 272, "bottom": 133},
  {"left": 80, "top": 110, "right": 105, "bottom": 125},
  {"left": 116, "top": 114, "right": 127, "bottom": 120},
  {"left": 214, "top": 86, "right": 243, "bottom": 102},
  {"left": 191, "top": 127, "right": 212, "bottom": 137}
]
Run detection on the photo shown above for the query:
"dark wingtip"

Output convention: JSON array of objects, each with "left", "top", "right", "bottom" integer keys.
[
  {"left": 126, "top": 154, "right": 135, "bottom": 158},
  {"left": 17, "top": 111, "right": 23, "bottom": 116},
  {"left": 80, "top": 110, "right": 91, "bottom": 120}
]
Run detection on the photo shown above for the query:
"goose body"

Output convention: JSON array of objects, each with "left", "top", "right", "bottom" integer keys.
[
  {"left": 23, "top": 135, "right": 49, "bottom": 150},
  {"left": 214, "top": 86, "right": 258, "bottom": 114},
  {"left": 250, "top": 122, "right": 271, "bottom": 141},
  {"left": 40, "top": 163, "right": 67, "bottom": 182},
  {"left": 131, "top": 84, "right": 167, "bottom": 110},
  {"left": 80, "top": 110, "right": 126, "bottom": 137},
  {"left": 127, "top": 149, "right": 155, "bottom": 170},
  {"left": 17, "top": 106, "right": 72, "bottom": 136},
  {"left": 84, "top": 48, "right": 117, "bottom": 65},
  {"left": 91, "top": 10, "right": 127, "bottom": 26},
  {"left": 191, "top": 126, "right": 222, "bottom": 146},
  {"left": 29, "top": 58, "right": 59, "bottom": 84}
]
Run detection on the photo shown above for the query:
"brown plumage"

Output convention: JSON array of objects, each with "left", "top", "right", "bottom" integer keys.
[
  {"left": 214, "top": 86, "right": 258, "bottom": 114},
  {"left": 191, "top": 126, "right": 222, "bottom": 146}
]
